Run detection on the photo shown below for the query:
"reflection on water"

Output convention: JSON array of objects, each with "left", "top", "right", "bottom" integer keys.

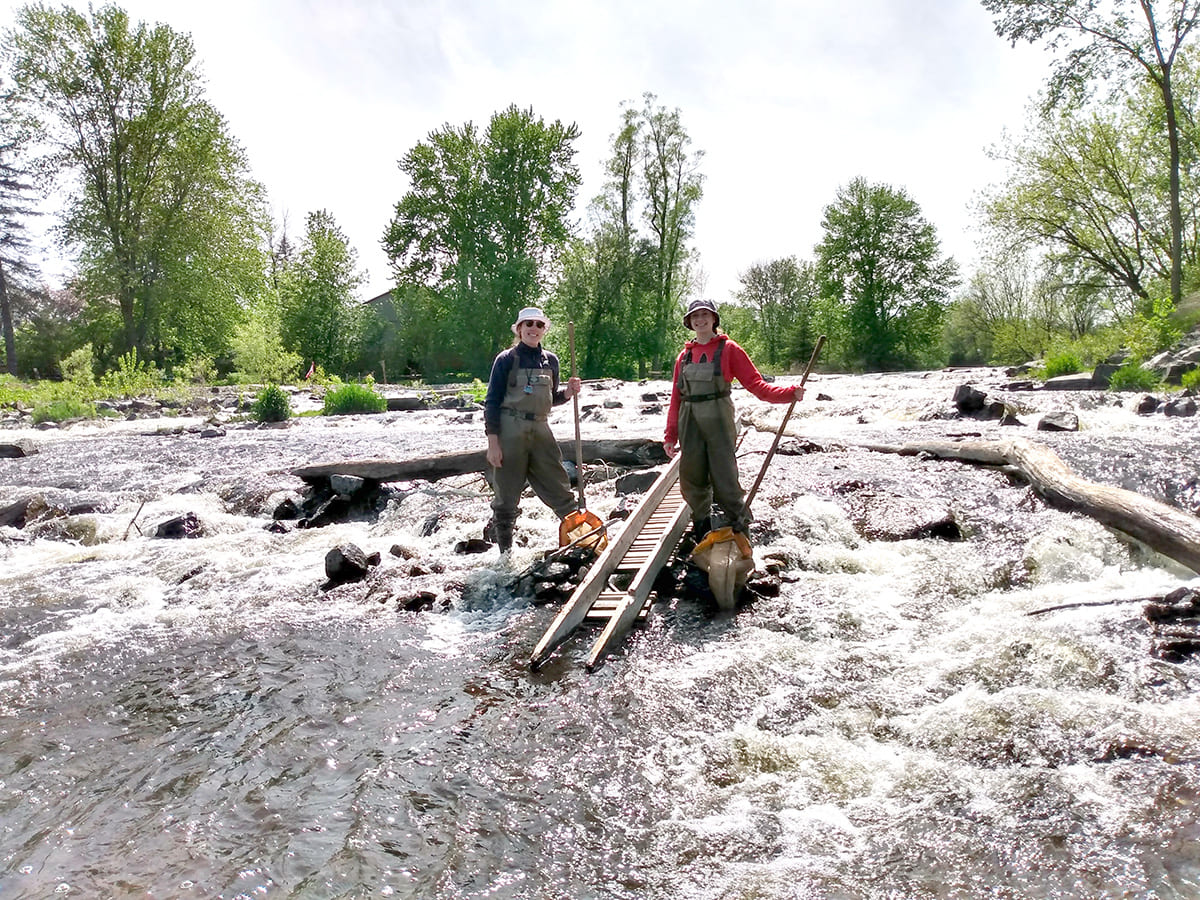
[{"left": 1, "top": 370, "right": 1199, "bottom": 898}]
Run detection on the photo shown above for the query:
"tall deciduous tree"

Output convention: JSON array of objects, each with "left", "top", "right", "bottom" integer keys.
[
  {"left": 280, "top": 210, "right": 364, "bottom": 377},
  {"left": 984, "top": 57, "right": 1200, "bottom": 309},
  {"left": 383, "top": 104, "right": 580, "bottom": 377},
  {"left": 5, "top": 3, "right": 268, "bottom": 367},
  {"left": 816, "top": 177, "right": 959, "bottom": 371},
  {"left": 550, "top": 107, "right": 654, "bottom": 379},
  {"left": 549, "top": 96, "right": 702, "bottom": 379},
  {"left": 982, "top": 0, "right": 1200, "bottom": 307},
  {"left": 734, "top": 256, "right": 820, "bottom": 370},
  {"left": 639, "top": 93, "right": 703, "bottom": 374},
  {"left": 0, "top": 77, "right": 40, "bottom": 375}
]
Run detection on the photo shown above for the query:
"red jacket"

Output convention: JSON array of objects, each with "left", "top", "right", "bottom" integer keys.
[{"left": 663, "top": 335, "right": 794, "bottom": 444}]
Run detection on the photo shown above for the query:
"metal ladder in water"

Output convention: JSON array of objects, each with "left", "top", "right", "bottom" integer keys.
[{"left": 529, "top": 455, "right": 690, "bottom": 671}]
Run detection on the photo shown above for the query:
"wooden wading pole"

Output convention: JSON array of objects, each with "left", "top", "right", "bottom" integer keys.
[
  {"left": 570, "top": 322, "right": 585, "bottom": 511},
  {"left": 745, "top": 334, "right": 826, "bottom": 508}
]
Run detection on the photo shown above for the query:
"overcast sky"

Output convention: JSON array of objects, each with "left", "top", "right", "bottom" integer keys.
[{"left": 3, "top": 0, "right": 1051, "bottom": 304}]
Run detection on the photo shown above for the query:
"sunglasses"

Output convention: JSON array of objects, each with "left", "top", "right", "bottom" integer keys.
[{"left": 521, "top": 321, "right": 547, "bottom": 330}]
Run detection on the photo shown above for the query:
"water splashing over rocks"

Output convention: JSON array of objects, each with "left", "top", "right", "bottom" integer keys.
[{"left": 1, "top": 368, "right": 1198, "bottom": 898}]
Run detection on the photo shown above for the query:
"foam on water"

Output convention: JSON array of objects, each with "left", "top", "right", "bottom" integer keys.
[{"left": 2, "top": 370, "right": 1198, "bottom": 898}]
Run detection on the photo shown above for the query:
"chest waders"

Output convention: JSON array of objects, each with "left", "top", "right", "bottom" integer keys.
[
  {"left": 490, "top": 357, "right": 576, "bottom": 551},
  {"left": 676, "top": 338, "right": 749, "bottom": 534}
]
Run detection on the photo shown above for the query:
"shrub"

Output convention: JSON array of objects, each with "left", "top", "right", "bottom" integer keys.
[
  {"left": 60, "top": 344, "right": 95, "bottom": 387},
  {"left": 230, "top": 313, "right": 303, "bottom": 384},
  {"left": 1122, "top": 297, "right": 1182, "bottom": 360},
  {"left": 459, "top": 379, "right": 487, "bottom": 403},
  {"left": 176, "top": 355, "right": 216, "bottom": 386},
  {"left": 99, "top": 348, "right": 164, "bottom": 397},
  {"left": 323, "top": 382, "right": 387, "bottom": 416},
  {"left": 32, "top": 398, "right": 98, "bottom": 424},
  {"left": 1043, "top": 351, "right": 1083, "bottom": 379},
  {"left": 1107, "top": 360, "right": 1160, "bottom": 392},
  {"left": 1182, "top": 368, "right": 1200, "bottom": 392},
  {"left": 252, "top": 384, "right": 292, "bottom": 422}
]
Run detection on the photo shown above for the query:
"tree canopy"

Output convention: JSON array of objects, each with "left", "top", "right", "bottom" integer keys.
[
  {"left": 280, "top": 209, "right": 364, "bottom": 376},
  {"left": 734, "top": 256, "right": 821, "bottom": 371},
  {"left": 816, "top": 177, "right": 959, "bottom": 371},
  {"left": 382, "top": 104, "right": 581, "bottom": 377},
  {"left": 982, "top": 0, "right": 1200, "bottom": 307},
  {"left": 547, "top": 94, "right": 703, "bottom": 379},
  {"left": 5, "top": 3, "right": 268, "bottom": 368},
  {"left": 0, "top": 76, "right": 39, "bottom": 375}
]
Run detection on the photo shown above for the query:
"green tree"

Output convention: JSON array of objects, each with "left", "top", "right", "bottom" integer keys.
[
  {"left": 639, "top": 93, "right": 704, "bottom": 374},
  {"left": 548, "top": 97, "right": 701, "bottom": 379},
  {"left": 0, "top": 77, "right": 40, "bottom": 375},
  {"left": 734, "top": 256, "right": 821, "bottom": 370},
  {"left": 816, "top": 177, "right": 959, "bottom": 370},
  {"left": 382, "top": 104, "right": 581, "bottom": 377},
  {"left": 280, "top": 209, "right": 364, "bottom": 377},
  {"left": 230, "top": 292, "right": 302, "bottom": 384},
  {"left": 5, "top": 3, "right": 268, "bottom": 366},
  {"left": 983, "top": 71, "right": 1200, "bottom": 309},
  {"left": 548, "top": 108, "right": 656, "bottom": 379},
  {"left": 982, "top": 0, "right": 1200, "bottom": 307}
]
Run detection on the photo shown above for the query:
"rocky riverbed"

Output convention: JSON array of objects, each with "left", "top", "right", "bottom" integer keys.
[{"left": 1, "top": 366, "right": 1198, "bottom": 898}]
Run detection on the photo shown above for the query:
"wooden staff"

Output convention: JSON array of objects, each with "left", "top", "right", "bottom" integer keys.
[{"left": 745, "top": 334, "right": 825, "bottom": 508}]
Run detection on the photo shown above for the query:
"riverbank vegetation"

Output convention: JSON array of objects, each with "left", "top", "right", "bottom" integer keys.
[{"left": 2, "top": 2, "right": 1200, "bottom": 394}]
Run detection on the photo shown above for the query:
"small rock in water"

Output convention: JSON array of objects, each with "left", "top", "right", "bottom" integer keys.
[
  {"left": 154, "top": 513, "right": 202, "bottom": 539},
  {"left": 0, "top": 439, "right": 38, "bottom": 458},
  {"left": 398, "top": 591, "right": 438, "bottom": 612},
  {"left": 331, "top": 474, "right": 366, "bottom": 497},
  {"left": 454, "top": 538, "right": 492, "bottom": 555},
  {"left": 1037, "top": 411, "right": 1079, "bottom": 431},
  {"left": 324, "top": 543, "right": 374, "bottom": 585}
]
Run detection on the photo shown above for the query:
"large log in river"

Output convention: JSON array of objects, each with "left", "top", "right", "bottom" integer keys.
[
  {"left": 859, "top": 437, "right": 1200, "bottom": 574},
  {"left": 291, "top": 438, "right": 667, "bottom": 484}
]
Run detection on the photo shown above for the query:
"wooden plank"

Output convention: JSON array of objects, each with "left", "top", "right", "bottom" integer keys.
[
  {"left": 529, "top": 455, "right": 682, "bottom": 669},
  {"left": 291, "top": 439, "right": 667, "bottom": 483},
  {"left": 585, "top": 495, "right": 692, "bottom": 670}
]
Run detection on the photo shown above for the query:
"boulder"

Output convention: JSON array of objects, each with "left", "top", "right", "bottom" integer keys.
[
  {"left": 330, "top": 474, "right": 366, "bottom": 497},
  {"left": 324, "top": 543, "right": 376, "bottom": 584},
  {"left": 1037, "top": 411, "right": 1080, "bottom": 432},
  {"left": 615, "top": 471, "right": 659, "bottom": 495},
  {"left": 0, "top": 439, "right": 37, "bottom": 458},
  {"left": 1043, "top": 374, "right": 1095, "bottom": 391},
  {"left": 1135, "top": 394, "right": 1161, "bottom": 415},
  {"left": 154, "top": 513, "right": 202, "bottom": 539},
  {"left": 1164, "top": 397, "right": 1197, "bottom": 417}
]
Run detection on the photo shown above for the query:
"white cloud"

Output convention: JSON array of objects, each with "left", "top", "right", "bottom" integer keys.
[{"left": 2, "top": 0, "right": 1050, "bottom": 303}]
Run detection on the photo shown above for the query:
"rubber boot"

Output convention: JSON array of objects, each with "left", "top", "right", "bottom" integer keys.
[{"left": 496, "top": 524, "right": 514, "bottom": 554}]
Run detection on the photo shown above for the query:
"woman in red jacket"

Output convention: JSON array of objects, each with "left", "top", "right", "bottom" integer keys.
[{"left": 663, "top": 299, "right": 804, "bottom": 539}]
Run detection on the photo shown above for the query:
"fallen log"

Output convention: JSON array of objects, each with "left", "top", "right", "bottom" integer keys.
[
  {"left": 291, "top": 438, "right": 668, "bottom": 484},
  {"left": 858, "top": 437, "right": 1200, "bottom": 574}
]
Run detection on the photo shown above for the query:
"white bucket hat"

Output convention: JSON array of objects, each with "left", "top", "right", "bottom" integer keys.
[{"left": 511, "top": 307, "right": 550, "bottom": 334}]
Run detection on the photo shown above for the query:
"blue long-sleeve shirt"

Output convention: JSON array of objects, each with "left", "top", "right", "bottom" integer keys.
[{"left": 484, "top": 342, "right": 568, "bottom": 435}]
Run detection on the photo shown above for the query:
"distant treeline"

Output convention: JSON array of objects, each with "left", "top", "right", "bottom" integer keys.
[{"left": 2, "top": 2, "right": 1199, "bottom": 387}]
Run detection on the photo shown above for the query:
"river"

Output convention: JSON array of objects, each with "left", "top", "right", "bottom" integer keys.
[{"left": 0, "top": 367, "right": 1197, "bottom": 899}]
